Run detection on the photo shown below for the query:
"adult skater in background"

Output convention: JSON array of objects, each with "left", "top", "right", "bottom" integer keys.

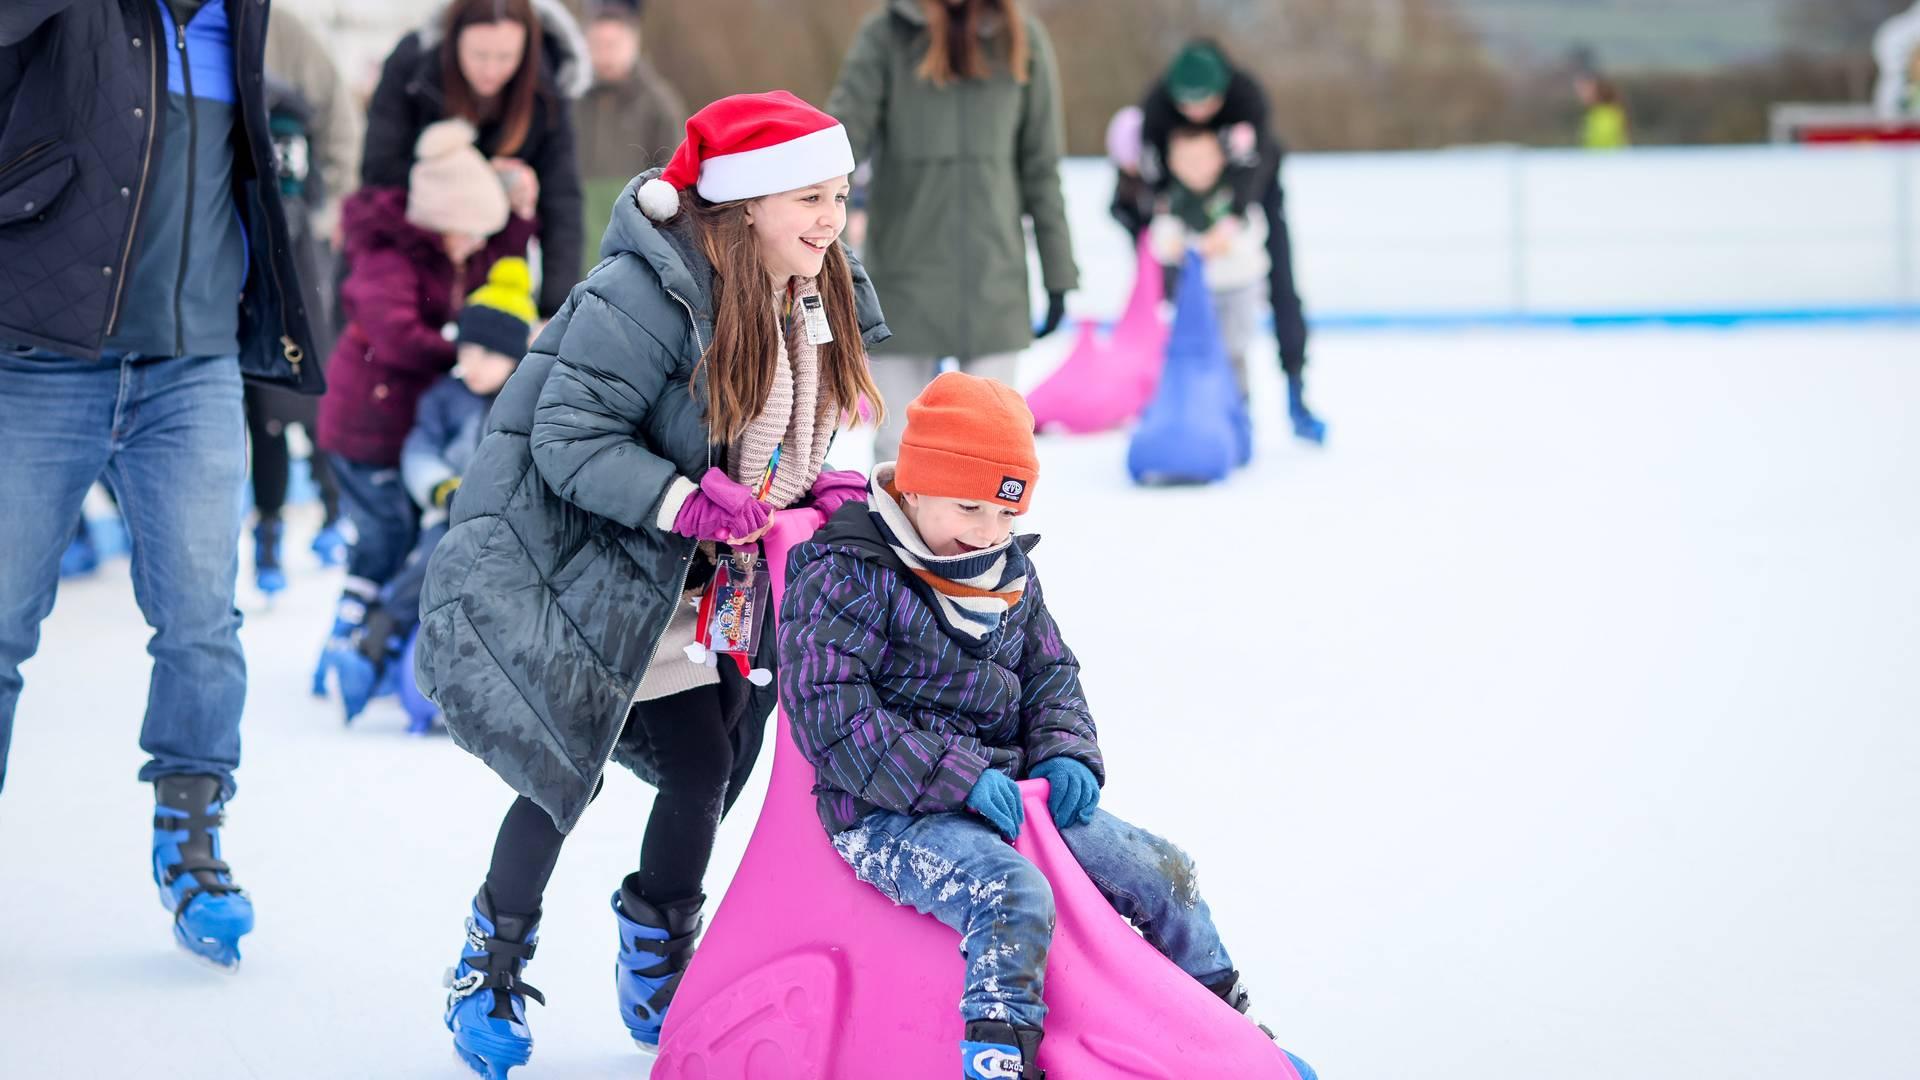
[
  {"left": 828, "top": 0, "right": 1078, "bottom": 459},
  {"left": 414, "top": 92, "right": 887, "bottom": 1078},
  {"left": 362, "top": 0, "right": 589, "bottom": 319},
  {"left": 0, "top": 0, "right": 320, "bottom": 970},
  {"left": 1122, "top": 40, "right": 1327, "bottom": 445}
]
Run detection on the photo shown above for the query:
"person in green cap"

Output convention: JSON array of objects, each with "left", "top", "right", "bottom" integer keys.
[{"left": 1126, "top": 39, "right": 1326, "bottom": 445}]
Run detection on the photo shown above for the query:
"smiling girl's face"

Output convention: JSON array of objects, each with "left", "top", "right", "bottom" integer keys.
[
  {"left": 748, "top": 177, "right": 851, "bottom": 283},
  {"left": 901, "top": 492, "right": 1018, "bottom": 557}
]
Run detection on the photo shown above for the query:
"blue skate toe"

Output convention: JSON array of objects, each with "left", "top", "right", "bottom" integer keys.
[{"left": 1285, "top": 1049, "right": 1318, "bottom": 1080}]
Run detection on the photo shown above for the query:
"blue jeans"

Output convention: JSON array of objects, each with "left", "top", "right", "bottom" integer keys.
[
  {"left": 327, "top": 454, "right": 418, "bottom": 596},
  {"left": 0, "top": 347, "right": 248, "bottom": 797},
  {"left": 378, "top": 520, "right": 447, "bottom": 629},
  {"left": 834, "top": 807, "right": 1235, "bottom": 1030}
]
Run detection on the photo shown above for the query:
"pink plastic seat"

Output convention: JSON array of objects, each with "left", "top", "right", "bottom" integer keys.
[
  {"left": 651, "top": 510, "right": 1306, "bottom": 1080},
  {"left": 1026, "top": 237, "right": 1170, "bottom": 435}
]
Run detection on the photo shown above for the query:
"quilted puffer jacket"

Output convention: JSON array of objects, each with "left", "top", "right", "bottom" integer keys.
[{"left": 0, "top": 0, "right": 318, "bottom": 391}]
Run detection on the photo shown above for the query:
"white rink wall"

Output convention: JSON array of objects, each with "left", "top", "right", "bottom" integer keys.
[{"left": 1056, "top": 145, "right": 1920, "bottom": 325}]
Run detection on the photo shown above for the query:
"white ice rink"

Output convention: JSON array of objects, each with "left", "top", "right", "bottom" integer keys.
[{"left": 3, "top": 323, "right": 1917, "bottom": 1080}]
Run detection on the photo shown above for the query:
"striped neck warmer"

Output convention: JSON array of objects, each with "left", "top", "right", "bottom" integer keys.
[{"left": 867, "top": 463, "right": 1028, "bottom": 642}]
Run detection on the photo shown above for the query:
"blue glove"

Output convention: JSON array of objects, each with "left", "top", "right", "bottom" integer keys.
[
  {"left": 1030, "top": 757, "right": 1100, "bottom": 828},
  {"left": 965, "top": 770, "right": 1024, "bottom": 841}
]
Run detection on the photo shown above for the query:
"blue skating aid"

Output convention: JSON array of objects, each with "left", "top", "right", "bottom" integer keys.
[
  {"left": 445, "top": 890, "right": 543, "bottom": 1080},
  {"left": 1127, "top": 250, "right": 1252, "bottom": 485},
  {"left": 152, "top": 776, "right": 253, "bottom": 970}
]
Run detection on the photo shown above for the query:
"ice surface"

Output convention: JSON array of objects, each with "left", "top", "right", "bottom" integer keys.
[{"left": 3, "top": 324, "right": 1917, "bottom": 1079}]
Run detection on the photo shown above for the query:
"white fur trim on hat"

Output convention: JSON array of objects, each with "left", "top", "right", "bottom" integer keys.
[
  {"left": 695, "top": 124, "right": 855, "bottom": 204},
  {"left": 637, "top": 177, "right": 681, "bottom": 221}
]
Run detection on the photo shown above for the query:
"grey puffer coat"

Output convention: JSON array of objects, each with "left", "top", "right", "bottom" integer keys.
[{"left": 415, "top": 171, "right": 891, "bottom": 832}]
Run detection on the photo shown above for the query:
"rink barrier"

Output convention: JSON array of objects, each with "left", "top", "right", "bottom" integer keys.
[{"left": 1051, "top": 145, "right": 1920, "bottom": 328}]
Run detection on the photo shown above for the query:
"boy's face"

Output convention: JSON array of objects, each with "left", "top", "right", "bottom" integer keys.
[
  {"left": 456, "top": 342, "right": 519, "bottom": 395},
  {"left": 901, "top": 493, "right": 1018, "bottom": 557},
  {"left": 1167, "top": 132, "right": 1226, "bottom": 193}
]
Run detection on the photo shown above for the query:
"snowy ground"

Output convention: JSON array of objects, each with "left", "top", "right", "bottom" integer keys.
[{"left": 3, "top": 324, "right": 1917, "bottom": 1080}]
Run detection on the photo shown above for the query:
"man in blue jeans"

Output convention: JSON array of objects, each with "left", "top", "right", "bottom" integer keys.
[{"left": 0, "top": 0, "right": 319, "bottom": 969}]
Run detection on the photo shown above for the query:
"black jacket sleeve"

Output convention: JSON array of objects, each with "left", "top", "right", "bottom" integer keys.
[
  {"left": 361, "top": 35, "right": 425, "bottom": 188},
  {"left": 1218, "top": 72, "right": 1282, "bottom": 214},
  {"left": 528, "top": 92, "right": 584, "bottom": 317}
]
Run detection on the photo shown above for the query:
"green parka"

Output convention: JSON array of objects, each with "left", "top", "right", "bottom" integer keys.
[{"left": 827, "top": 0, "right": 1077, "bottom": 359}]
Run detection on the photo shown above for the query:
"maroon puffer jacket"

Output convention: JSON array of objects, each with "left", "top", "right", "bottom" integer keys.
[{"left": 316, "top": 186, "right": 536, "bottom": 466}]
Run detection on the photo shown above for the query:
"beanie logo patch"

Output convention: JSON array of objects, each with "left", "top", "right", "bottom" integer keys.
[{"left": 997, "top": 478, "right": 1027, "bottom": 503}]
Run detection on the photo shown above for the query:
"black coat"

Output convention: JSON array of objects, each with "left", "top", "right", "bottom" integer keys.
[
  {"left": 360, "top": 1, "right": 587, "bottom": 318},
  {"left": 414, "top": 173, "right": 891, "bottom": 833},
  {"left": 0, "top": 0, "right": 319, "bottom": 390}
]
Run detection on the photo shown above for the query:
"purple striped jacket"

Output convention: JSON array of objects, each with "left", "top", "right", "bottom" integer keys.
[{"left": 776, "top": 513, "right": 1104, "bottom": 835}]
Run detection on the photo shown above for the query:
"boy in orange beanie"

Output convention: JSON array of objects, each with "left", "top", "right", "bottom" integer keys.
[{"left": 778, "top": 373, "right": 1300, "bottom": 1080}]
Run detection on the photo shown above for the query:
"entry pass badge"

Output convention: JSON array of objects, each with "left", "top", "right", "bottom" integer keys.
[{"left": 800, "top": 294, "right": 834, "bottom": 345}]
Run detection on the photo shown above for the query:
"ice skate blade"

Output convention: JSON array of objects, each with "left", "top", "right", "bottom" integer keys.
[{"left": 173, "top": 933, "right": 242, "bottom": 973}]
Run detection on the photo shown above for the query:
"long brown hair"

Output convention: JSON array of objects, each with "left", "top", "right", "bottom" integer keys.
[
  {"left": 680, "top": 191, "right": 886, "bottom": 442},
  {"left": 916, "top": 0, "right": 1029, "bottom": 87},
  {"left": 441, "top": 0, "right": 543, "bottom": 158}
]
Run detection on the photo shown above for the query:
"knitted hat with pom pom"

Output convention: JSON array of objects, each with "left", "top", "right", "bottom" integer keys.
[
  {"left": 637, "top": 90, "right": 854, "bottom": 222},
  {"left": 406, "top": 119, "right": 510, "bottom": 237},
  {"left": 456, "top": 257, "right": 537, "bottom": 359}
]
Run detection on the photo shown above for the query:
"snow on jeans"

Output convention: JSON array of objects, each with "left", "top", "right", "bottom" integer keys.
[{"left": 834, "top": 806, "right": 1236, "bottom": 1030}]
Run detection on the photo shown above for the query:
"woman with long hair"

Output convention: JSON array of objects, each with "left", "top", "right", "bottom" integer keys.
[
  {"left": 413, "top": 91, "right": 889, "bottom": 1079},
  {"left": 829, "top": 0, "right": 1077, "bottom": 458},
  {"left": 362, "top": 0, "right": 589, "bottom": 317}
]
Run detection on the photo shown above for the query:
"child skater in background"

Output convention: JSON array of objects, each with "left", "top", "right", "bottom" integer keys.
[
  {"left": 319, "top": 257, "right": 537, "bottom": 721},
  {"left": 778, "top": 373, "right": 1311, "bottom": 1080},
  {"left": 1150, "top": 124, "right": 1270, "bottom": 401},
  {"left": 412, "top": 92, "right": 886, "bottom": 1079},
  {"left": 314, "top": 119, "right": 534, "bottom": 711}
]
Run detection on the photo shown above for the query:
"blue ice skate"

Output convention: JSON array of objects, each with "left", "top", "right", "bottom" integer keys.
[
  {"left": 445, "top": 889, "right": 543, "bottom": 1080},
  {"left": 60, "top": 522, "right": 99, "bottom": 579},
  {"left": 960, "top": 1020, "right": 1043, "bottom": 1079},
  {"left": 613, "top": 877, "right": 703, "bottom": 1050},
  {"left": 1286, "top": 376, "right": 1327, "bottom": 447},
  {"left": 310, "top": 522, "right": 347, "bottom": 567},
  {"left": 312, "top": 593, "right": 368, "bottom": 698},
  {"left": 254, "top": 518, "right": 286, "bottom": 597},
  {"left": 152, "top": 776, "right": 254, "bottom": 970}
]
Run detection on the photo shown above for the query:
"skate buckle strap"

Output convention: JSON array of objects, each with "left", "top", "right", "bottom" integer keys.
[{"left": 626, "top": 925, "right": 698, "bottom": 972}]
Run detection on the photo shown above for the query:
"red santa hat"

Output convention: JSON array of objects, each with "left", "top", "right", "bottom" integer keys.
[{"left": 637, "top": 90, "right": 855, "bottom": 222}]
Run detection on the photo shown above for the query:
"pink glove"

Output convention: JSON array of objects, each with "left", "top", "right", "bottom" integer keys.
[
  {"left": 807, "top": 469, "right": 870, "bottom": 520},
  {"left": 671, "top": 468, "right": 771, "bottom": 543}
]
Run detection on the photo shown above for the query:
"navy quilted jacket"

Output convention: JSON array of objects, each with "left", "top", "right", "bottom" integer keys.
[
  {"left": 0, "top": 0, "right": 318, "bottom": 390},
  {"left": 777, "top": 504, "right": 1105, "bottom": 835}
]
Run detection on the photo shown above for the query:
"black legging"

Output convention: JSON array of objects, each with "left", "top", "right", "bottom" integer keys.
[
  {"left": 244, "top": 385, "right": 341, "bottom": 525},
  {"left": 485, "top": 684, "right": 733, "bottom": 918}
]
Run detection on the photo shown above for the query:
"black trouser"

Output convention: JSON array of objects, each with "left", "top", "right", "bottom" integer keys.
[
  {"left": 243, "top": 384, "right": 340, "bottom": 525},
  {"left": 1260, "top": 173, "right": 1310, "bottom": 380},
  {"left": 484, "top": 684, "right": 733, "bottom": 919}
]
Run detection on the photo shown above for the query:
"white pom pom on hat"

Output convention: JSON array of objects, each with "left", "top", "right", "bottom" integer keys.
[{"left": 639, "top": 90, "right": 855, "bottom": 222}]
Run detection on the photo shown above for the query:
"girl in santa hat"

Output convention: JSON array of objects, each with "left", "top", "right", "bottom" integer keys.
[{"left": 412, "top": 90, "right": 889, "bottom": 1078}]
